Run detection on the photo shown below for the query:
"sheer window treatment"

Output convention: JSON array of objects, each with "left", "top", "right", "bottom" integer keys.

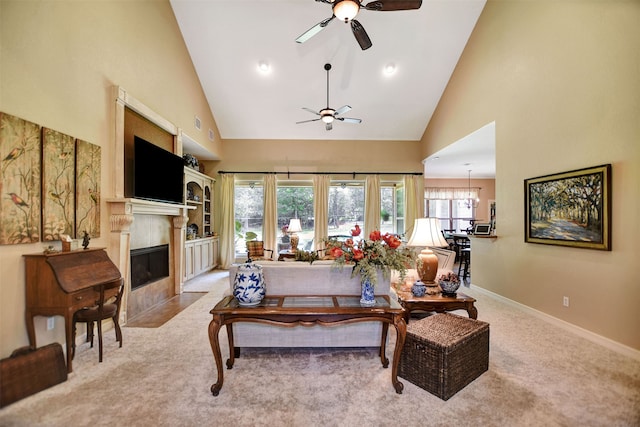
[
  {"left": 313, "top": 175, "right": 329, "bottom": 251},
  {"left": 364, "top": 175, "right": 381, "bottom": 237},
  {"left": 262, "top": 174, "right": 277, "bottom": 259},
  {"left": 219, "top": 173, "right": 235, "bottom": 269},
  {"left": 424, "top": 187, "right": 479, "bottom": 199},
  {"left": 404, "top": 174, "right": 424, "bottom": 238}
]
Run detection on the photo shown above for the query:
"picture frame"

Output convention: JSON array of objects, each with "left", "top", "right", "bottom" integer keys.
[
  {"left": 524, "top": 164, "right": 611, "bottom": 250},
  {"left": 473, "top": 223, "right": 492, "bottom": 236}
]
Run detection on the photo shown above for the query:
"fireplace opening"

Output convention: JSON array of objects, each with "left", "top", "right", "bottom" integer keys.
[{"left": 130, "top": 244, "right": 169, "bottom": 290}]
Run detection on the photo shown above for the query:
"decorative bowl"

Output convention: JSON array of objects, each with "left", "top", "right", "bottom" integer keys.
[{"left": 439, "top": 280, "right": 460, "bottom": 296}]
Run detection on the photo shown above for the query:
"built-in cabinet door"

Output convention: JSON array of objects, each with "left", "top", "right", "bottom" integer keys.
[
  {"left": 212, "top": 238, "right": 219, "bottom": 269},
  {"left": 184, "top": 242, "right": 195, "bottom": 281},
  {"left": 193, "top": 240, "right": 203, "bottom": 276},
  {"left": 201, "top": 239, "right": 211, "bottom": 273}
]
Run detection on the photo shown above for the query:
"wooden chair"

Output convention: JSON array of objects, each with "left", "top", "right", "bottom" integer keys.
[
  {"left": 72, "top": 278, "right": 124, "bottom": 363},
  {"left": 246, "top": 240, "right": 274, "bottom": 262}
]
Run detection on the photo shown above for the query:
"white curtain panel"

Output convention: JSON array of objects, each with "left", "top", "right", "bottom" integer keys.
[
  {"left": 364, "top": 175, "right": 381, "bottom": 237},
  {"left": 219, "top": 173, "right": 236, "bottom": 269},
  {"left": 313, "top": 175, "right": 330, "bottom": 252},
  {"left": 263, "top": 174, "right": 277, "bottom": 259},
  {"left": 404, "top": 174, "right": 424, "bottom": 238},
  {"left": 424, "top": 187, "right": 479, "bottom": 199}
]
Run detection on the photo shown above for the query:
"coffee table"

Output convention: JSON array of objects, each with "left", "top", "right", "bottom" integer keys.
[
  {"left": 393, "top": 285, "right": 478, "bottom": 322},
  {"left": 208, "top": 294, "right": 407, "bottom": 396}
]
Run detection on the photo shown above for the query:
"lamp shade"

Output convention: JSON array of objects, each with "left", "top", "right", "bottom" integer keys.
[
  {"left": 406, "top": 218, "right": 449, "bottom": 248},
  {"left": 287, "top": 218, "right": 302, "bottom": 233}
]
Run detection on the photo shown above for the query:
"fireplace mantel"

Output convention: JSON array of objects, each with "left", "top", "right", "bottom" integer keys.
[{"left": 107, "top": 198, "right": 192, "bottom": 217}]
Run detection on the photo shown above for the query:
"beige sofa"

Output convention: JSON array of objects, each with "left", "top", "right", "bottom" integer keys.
[{"left": 227, "top": 261, "right": 390, "bottom": 347}]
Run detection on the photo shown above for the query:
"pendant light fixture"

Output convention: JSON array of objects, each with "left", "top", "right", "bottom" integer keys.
[{"left": 462, "top": 169, "right": 479, "bottom": 210}]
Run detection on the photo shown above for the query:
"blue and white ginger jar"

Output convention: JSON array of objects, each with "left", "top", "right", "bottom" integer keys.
[{"left": 233, "top": 262, "right": 266, "bottom": 306}]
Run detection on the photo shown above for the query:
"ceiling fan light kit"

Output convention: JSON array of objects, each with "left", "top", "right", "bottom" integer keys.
[
  {"left": 295, "top": 0, "right": 422, "bottom": 50},
  {"left": 333, "top": 0, "right": 360, "bottom": 22},
  {"left": 296, "top": 63, "right": 362, "bottom": 131}
]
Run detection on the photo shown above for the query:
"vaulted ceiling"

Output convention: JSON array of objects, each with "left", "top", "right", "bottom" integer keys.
[{"left": 170, "top": 0, "right": 492, "bottom": 177}]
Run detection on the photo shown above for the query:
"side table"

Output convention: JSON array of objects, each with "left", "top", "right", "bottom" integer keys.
[
  {"left": 277, "top": 250, "right": 296, "bottom": 261},
  {"left": 393, "top": 285, "right": 478, "bottom": 323}
]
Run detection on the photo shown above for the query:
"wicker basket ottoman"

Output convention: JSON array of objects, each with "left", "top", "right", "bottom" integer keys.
[{"left": 399, "top": 313, "right": 489, "bottom": 400}]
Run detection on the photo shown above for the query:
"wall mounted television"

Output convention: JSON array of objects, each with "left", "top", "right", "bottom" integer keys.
[{"left": 133, "top": 136, "right": 184, "bottom": 205}]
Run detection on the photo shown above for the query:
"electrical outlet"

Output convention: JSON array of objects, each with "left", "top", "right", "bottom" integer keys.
[
  {"left": 47, "top": 317, "right": 55, "bottom": 330},
  {"left": 563, "top": 296, "right": 569, "bottom": 307}
]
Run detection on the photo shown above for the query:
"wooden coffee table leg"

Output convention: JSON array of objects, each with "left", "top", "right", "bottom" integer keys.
[
  {"left": 379, "top": 322, "right": 389, "bottom": 368},
  {"left": 225, "top": 323, "right": 235, "bottom": 369},
  {"left": 208, "top": 316, "right": 224, "bottom": 396},
  {"left": 391, "top": 314, "right": 406, "bottom": 394}
]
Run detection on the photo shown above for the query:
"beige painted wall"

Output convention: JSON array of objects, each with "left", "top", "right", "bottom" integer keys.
[
  {"left": 422, "top": 1, "right": 640, "bottom": 350},
  {"left": 0, "top": 0, "right": 219, "bottom": 357}
]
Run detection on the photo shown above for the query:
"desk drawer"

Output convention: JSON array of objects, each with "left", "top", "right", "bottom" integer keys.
[{"left": 68, "top": 288, "right": 98, "bottom": 309}]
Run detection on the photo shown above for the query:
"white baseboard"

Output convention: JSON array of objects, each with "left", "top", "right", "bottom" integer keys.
[{"left": 470, "top": 284, "right": 640, "bottom": 362}]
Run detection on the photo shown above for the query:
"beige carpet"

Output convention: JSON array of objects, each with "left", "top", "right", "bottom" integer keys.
[{"left": 1, "top": 272, "right": 638, "bottom": 427}]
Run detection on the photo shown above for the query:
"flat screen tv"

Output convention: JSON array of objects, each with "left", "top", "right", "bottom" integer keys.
[{"left": 133, "top": 136, "right": 184, "bottom": 204}]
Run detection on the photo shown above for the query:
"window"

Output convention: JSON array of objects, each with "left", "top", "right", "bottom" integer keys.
[
  {"left": 277, "top": 186, "right": 314, "bottom": 251},
  {"left": 328, "top": 183, "right": 364, "bottom": 236},
  {"left": 234, "top": 179, "right": 407, "bottom": 256},
  {"left": 234, "top": 183, "right": 264, "bottom": 254},
  {"left": 427, "top": 199, "right": 475, "bottom": 233}
]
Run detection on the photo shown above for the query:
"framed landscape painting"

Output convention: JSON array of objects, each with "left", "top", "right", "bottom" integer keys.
[{"left": 524, "top": 164, "right": 611, "bottom": 250}]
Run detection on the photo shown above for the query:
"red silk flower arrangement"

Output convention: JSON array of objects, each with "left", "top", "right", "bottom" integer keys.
[{"left": 325, "top": 224, "right": 414, "bottom": 287}]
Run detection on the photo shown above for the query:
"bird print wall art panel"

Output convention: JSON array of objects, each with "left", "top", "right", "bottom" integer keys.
[
  {"left": 0, "top": 112, "right": 42, "bottom": 244},
  {"left": 75, "top": 139, "right": 100, "bottom": 238},
  {"left": 42, "top": 127, "right": 76, "bottom": 241}
]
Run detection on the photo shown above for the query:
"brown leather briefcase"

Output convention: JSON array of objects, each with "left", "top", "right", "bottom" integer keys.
[{"left": 0, "top": 343, "right": 67, "bottom": 407}]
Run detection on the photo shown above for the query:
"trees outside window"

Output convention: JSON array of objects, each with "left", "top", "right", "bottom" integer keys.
[{"left": 234, "top": 180, "right": 406, "bottom": 256}]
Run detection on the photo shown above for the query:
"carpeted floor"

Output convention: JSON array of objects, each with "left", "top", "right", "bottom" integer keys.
[{"left": 0, "top": 271, "right": 638, "bottom": 427}]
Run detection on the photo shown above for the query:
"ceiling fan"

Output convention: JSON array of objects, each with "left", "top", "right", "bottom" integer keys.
[
  {"left": 296, "top": 63, "right": 362, "bottom": 131},
  {"left": 295, "top": 0, "right": 423, "bottom": 50}
]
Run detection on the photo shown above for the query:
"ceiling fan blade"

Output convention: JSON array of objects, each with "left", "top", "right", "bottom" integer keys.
[
  {"left": 302, "top": 107, "right": 320, "bottom": 116},
  {"left": 295, "top": 16, "right": 335, "bottom": 44},
  {"left": 296, "top": 118, "right": 322, "bottom": 124},
  {"left": 350, "top": 20, "right": 372, "bottom": 50},
  {"left": 336, "top": 117, "right": 362, "bottom": 124},
  {"left": 334, "top": 105, "right": 352, "bottom": 116},
  {"left": 363, "top": 0, "right": 423, "bottom": 11},
  {"left": 326, "top": 122, "right": 333, "bottom": 131}
]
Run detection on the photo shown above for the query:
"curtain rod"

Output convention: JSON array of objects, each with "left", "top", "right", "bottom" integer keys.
[{"left": 218, "top": 171, "right": 423, "bottom": 178}]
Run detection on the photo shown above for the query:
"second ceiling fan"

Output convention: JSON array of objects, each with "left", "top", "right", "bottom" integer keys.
[
  {"left": 296, "top": 63, "right": 362, "bottom": 131},
  {"left": 295, "top": 0, "right": 423, "bottom": 50}
]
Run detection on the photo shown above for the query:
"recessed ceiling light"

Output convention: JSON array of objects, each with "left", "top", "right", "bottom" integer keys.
[
  {"left": 257, "top": 60, "right": 270, "bottom": 73},
  {"left": 383, "top": 63, "right": 396, "bottom": 76}
]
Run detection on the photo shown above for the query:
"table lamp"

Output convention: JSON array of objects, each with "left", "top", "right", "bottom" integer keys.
[
  {"left": 287, "top": 218, "right": 302, "bottom": 252},
  {"left": 406, "top": 218, "right": 449, "bottom": 285}
]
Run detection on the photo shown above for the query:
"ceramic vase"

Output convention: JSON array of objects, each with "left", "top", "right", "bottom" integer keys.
[
  {"left": 360, "top": 278, "right": 375, "bottom": 306},
  {"left": 233, "top": 262, "right": 266, "bottom": 306},
  {"left": 411, "top": 280, "right": 427, "bottom": 297}
]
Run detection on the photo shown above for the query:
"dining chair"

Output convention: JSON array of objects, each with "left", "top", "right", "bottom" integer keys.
[{"left": 72, "top": 278, "right": 124, "bottom": 363}]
